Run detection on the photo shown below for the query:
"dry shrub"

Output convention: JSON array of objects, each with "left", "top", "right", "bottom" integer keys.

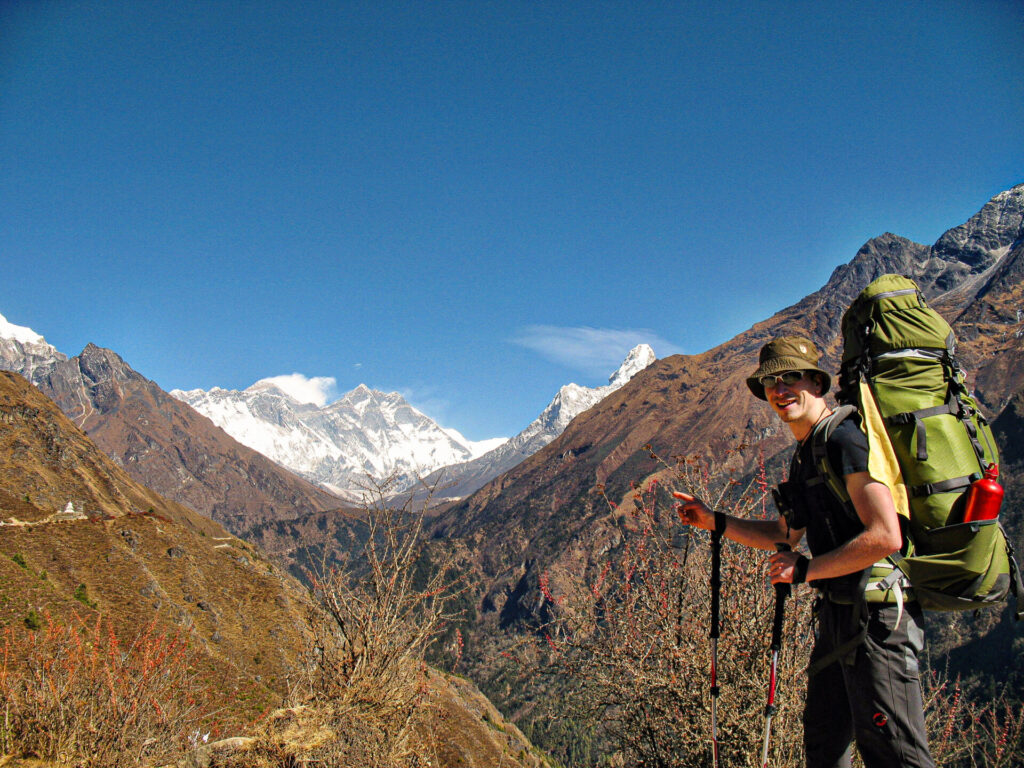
[
  {"left": 541, "top": 454, "right": 811, "bottom": 767},
  {"left": 920, "top": 673, "right": 1024, "bottom": 768},
  {"left": 225, "top": 478, "right": 462, "bottom": 768},
  {"left": 0, "top": 612, "right": 216, "bottom": 767}
]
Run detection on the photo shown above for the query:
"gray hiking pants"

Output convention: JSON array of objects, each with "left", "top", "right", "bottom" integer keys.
[{"left": 804, "top": 598, "right": 935, "bottom": 768}]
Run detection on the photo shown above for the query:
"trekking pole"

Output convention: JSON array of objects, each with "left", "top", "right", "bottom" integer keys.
[
  {"left": 761, "top": 543, "right": 791, "bottom": 768},
  {"left": 709, "top": 511, "right": 726, "bottom": 768}
]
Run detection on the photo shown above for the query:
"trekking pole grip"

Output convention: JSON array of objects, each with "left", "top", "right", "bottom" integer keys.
[
  {"left": 770, "top": 543, "right": 791, "bottom": 650},
  {"left": 709, "top": 512, "right": 726, "bottom": 639}
]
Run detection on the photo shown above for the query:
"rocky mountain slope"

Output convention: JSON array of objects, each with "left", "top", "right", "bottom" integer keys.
[
  {"left": 931, "top": 189, "right": 1024, "bottom": 409},
  {"left": 0, "top": 337, "right": 342, "bottom": 534},
  {"left": 431, "top": 183, "right": 1024, "bottom": 631},
  {"left": 0, "top": 313, "right": 66, "bottom": 381}
]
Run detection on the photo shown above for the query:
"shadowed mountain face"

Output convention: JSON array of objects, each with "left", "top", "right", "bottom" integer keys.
[
  {"left": 24, "top": 344, "right": 342, "bottom": 534},
  {"left": 431, "top": 184, "right": 1024, "bottom": 627},
  {"left": 992, "top": 388, "right": 1024, "bottom": 473},
  {"left": 0, "top": 370, "right": 312, "bottom": 711}
]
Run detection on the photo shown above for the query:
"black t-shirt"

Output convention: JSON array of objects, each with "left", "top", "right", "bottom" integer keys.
[{"left": 784, "top": 417, "right": 870, "bottom": 592}]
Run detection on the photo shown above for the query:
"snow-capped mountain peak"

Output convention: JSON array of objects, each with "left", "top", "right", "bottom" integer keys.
[
  {"left": 172, "top": 379, "right": 500, "bottom": 501},
  {"left": 249, "top": 373, "right": 337, "bottom": 406},
  {"left": 421, "top": 344, "right": 657, "bottom": 500},
  {"left": 0, "top": 313, "right": 46, "bottom": 346},
  {"left": 248, "top": 379, "right": 300, "bottom": 400},
  {"left": 534, "top": 344, "right": 655, "bottom": 436},
  {"left": 0, "top": 312, "right": 67, "bottom": 384},
  {"left": 608, "top": 343, "right": 656, "bottom": 388}
]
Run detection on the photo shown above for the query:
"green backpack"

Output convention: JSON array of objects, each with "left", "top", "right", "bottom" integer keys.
[{"left": 828, "top": 273, "right": 1023, "bottom": 617}]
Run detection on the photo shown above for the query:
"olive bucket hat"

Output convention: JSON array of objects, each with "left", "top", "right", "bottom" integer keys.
[{"left": 746, "top": 335, "right": 832, "bottom": 401}]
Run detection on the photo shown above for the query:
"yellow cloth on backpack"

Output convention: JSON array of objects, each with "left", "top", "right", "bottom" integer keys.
[{"left": 858, "top": 380, "right": 911, "bottom": 520}]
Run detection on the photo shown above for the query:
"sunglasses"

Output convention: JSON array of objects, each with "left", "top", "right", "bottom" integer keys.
[{"left": 759, "top": 370, "right": 805, "bottom": 389}]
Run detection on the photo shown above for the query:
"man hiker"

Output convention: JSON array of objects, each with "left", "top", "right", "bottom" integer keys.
[{"left": 673, "top": 335, "right": 935, "bottom": 768}]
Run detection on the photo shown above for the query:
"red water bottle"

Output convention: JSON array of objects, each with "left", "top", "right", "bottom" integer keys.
[{"left": 962, "top": 464, "right": 1003, "bottom": 523}]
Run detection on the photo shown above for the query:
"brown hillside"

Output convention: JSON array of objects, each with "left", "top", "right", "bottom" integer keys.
[
  {"left": 242, "top": 506, "right": 370, "bottom": 582},
  {"left": 0, "top": 370, "right": 311, "bottom": 714},
  {"left": 0, "top": 370, "right": 555, "bottom": 768}
]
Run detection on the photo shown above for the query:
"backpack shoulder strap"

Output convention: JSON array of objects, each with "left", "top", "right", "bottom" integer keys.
[
  {"left": 807, "top": 405, "right": 858, "bottom": 515},
  {"left": 815, "top": 405, "right": 912, "bottom": 579}
]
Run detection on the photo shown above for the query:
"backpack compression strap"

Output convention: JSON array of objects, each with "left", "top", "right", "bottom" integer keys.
[
  {"left": 876, "top": 347, "right": 991, "bottom": 471},
  {"left": 866, "top": 559, "right": 912, "bottom": 628},
  {"left": 887, "top": 402, "right": 960, "bottom": 462}
]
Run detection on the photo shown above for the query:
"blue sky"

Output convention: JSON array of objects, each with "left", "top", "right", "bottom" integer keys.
[{"left": 1, "top": 1, "right": 1021, "bottom": 440}]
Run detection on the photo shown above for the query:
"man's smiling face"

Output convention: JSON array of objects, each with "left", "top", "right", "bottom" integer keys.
[{"left": 765, "top": 371, "right": 823, "bottom": 428}]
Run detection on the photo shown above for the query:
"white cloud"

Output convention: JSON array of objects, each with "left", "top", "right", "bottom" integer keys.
[
  {"left": 512, "top": 325, "right": 684, "bottom": 376},
  {"left": 257, "top": 373, "right": 338, "bottom": 407}
]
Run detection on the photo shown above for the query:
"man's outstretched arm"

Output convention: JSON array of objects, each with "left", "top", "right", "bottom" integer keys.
[{"left": 673, "top": 490, "right": 802, "bottom": 552}]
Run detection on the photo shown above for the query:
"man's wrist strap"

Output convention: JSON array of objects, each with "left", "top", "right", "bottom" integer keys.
[{"left": 713, "top": 511, "right": 727, "bottom": 536}]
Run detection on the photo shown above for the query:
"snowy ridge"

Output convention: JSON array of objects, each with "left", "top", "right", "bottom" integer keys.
[
  {"left": 521, "top": 347, "right": 652, "bottom": 440},
  {"left": 424, "top": 344, "right": 657, "bottom": 500},
  {"left": 172, "top": 380, "right": 508, "bottom": 500},
  {"left": 0, "top": 314, "right": 45, "bottom": 345},
  {"left": 507, "top": 343, "right": 655, "bottom": 447}
]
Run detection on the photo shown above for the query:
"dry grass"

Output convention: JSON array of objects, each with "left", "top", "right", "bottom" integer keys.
[
  {"left": 921, "top": 672, "right": 1024, "bottom": 768},
  {"left": 0, "top": 613, "right": 218, "bottom": 767},
  {"left": 536, "top": 453, "right": 808, "bottom": 767},
  {"left": 0, "top": 467, "right": 548, "bottom": 768}
]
